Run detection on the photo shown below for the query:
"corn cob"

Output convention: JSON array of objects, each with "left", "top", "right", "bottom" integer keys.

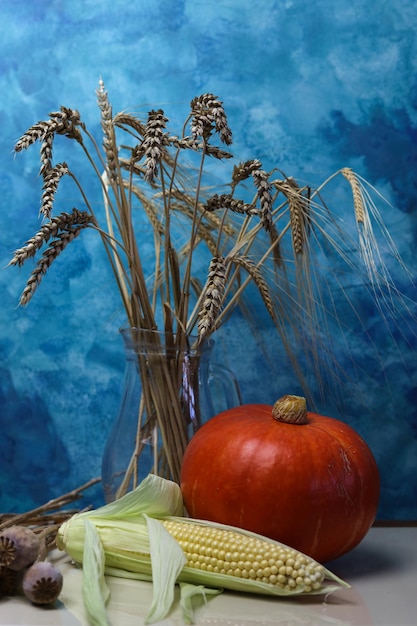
[
  {"left": 56, "top": 475, "right": 348, "bottom": 624},
  {"left": 162, "top": 518, "right": 326, "bottom": 594}
]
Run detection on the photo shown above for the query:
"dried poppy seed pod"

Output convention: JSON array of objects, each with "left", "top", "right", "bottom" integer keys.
[
  {"left": 22, "top": 561, "right": 63, "bottom": 605},
  {"left": 0, "top": 526, "right": 40, "bottom": 571}
]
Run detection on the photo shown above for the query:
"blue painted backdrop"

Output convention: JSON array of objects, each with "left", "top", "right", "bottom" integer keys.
[{"left": 0, "top": 0, "right": 416, "bottom": 519}]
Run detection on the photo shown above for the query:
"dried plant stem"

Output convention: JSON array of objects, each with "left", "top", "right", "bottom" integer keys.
[
  {"left": 177, "top": 147, "right": 208, "bottom": 330},
  {"left": 0, "top": 477, "right": 101, "bottom": 532},
  {"left": 0, "top": 510, "right": 79, "bottom": 527},
  {"left": 114, "top": 395, "right": 148, "bottom": 500},
  {"left": 215, "top": 222, "right": 290, "bottom": 331},
  {"left": 36, "top": 524, "right": 63, "bottom": 561},
  {"left": 85, "top": 129, "right": 156, "bottom": 327},
  {"left": 100, "top": 172, "right": 133, "bottom": 322}
]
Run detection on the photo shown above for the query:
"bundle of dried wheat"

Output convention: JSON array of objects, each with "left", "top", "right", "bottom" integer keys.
[{"left": 9, "top": 81, "right": 411, "bottom": 488}]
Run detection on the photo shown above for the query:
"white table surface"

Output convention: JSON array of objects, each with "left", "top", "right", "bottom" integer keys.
[{"left": 0, "top": 526, "right": 416, "bottom": 626}]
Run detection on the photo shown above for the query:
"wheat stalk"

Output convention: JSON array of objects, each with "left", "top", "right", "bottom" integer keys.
[
  {"left": 19, "top": 221, "right": 92, "bottom": 305},
  {"left": 113, "top": 112, "right": 146, "bottom": 137},
  {"left": 190, "top": 93, "right": 233, "bottom": 146},
  {"left": 252, "top": 168, "right": 274, "bottom": 233},
  {"left": 9, "top": 209, "right": 93, "bottom": 268},
  {"left": 231, "top": 255, "right": 275, "bottom": 320},
  {"left": 197, "top": 256, "right": 227, "bottom": 342},
  {"left": 274, "top": 177, "right": 310, "bottom": 255},
  {"left": 96, "top": 80, "right": 119, "bottom": 184},
  {"left": 135, "top": 109, "right": 168, "bottom": 183},
  {"left": 122, "top": 179, "right": 165, "bottom": 236},
  {"left": 231, "top": 159, "right": 262, "bottom": 186},
  {"left": 204, "top": 193, "right": 258, "bottom": 216},
  {"left": 40, "top": 162, "right": 70, "bottom": 217},
  {"left": 341, "top": 167, "right": 365, "bottom": 224},
  {"left": 39, "top": 134, "right": 54, "bottom": 177},
  {"left": 14, "top": 107, "right": 84, "bottom": 154},
  {"left": 49, "top": 107, "right": 85, "bottom": 142}
]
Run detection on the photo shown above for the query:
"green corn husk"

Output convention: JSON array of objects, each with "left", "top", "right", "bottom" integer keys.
[{"left": 57, "top": 474, "right": 349, "bottom": 625}]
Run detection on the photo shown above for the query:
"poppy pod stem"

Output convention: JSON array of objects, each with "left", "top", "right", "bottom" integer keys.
[{"left": 272, "top": 395, "right": 308, "bottom": 425}]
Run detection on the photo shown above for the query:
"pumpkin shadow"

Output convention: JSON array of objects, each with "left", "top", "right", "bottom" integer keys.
[{"left": 328, "top": 540, "right": 402, "bottom": 581}]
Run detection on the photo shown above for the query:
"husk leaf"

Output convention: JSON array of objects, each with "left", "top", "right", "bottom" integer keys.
[
  {"left": 144, "top": 514, "right": 187, "bottom": 623},
  {"left": 81, "top": 519, "right": 111, "bottom": 626},
  {"left": 179, "top": 583, "right": 222, "bottom": 625},
  {"left": 85, "top": 472, "right": 184, "bottom": 519}
]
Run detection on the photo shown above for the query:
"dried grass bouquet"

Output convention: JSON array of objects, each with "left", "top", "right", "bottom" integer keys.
[{"left": 9, "top": 80, "right": 406, "bottom": 494}]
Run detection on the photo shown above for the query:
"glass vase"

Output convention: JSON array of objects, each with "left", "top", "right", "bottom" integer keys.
[{"left": 102, "top": 328, "right": 242, "bottom": 501}]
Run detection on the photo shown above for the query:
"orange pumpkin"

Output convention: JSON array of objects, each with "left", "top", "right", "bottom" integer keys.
[{"left": 180, "top": 395, "right": 380, "bottom": 563}]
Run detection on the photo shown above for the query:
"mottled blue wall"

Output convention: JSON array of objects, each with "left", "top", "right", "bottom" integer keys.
[{"left": 0, "top": 0, "right": 416, "bottom": 519}]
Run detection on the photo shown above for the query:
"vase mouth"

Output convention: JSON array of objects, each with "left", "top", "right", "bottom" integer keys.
[{"left": 119, "top": 326, "right": 214, "bottom": 351}]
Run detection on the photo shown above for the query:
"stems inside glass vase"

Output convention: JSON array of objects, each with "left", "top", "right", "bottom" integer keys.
[{"left": 102, "top": 328, "right": 241, "bottom": 501}]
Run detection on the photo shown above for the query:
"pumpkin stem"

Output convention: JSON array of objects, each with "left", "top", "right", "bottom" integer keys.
[{"left": 272, "top": 395, "right": 308, "bottom": 425}]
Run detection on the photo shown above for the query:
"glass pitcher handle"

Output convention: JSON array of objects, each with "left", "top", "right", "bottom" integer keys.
[{"left": 209, "top": 362, "right": 242, "bottom": 411}]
